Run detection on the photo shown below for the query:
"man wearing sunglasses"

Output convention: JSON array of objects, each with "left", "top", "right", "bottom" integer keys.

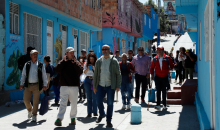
[
  {"left": 131, "top": 47, "right": 151, "bottom": 103},
  {"left": 93, "top": 45, "right": 122, "bottom": 128}
]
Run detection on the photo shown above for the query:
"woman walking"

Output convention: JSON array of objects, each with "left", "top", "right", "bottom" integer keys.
[
  {"left": 178, "top": 47, "right": 186, "bottom": 84},
  {"left": 83, "top": 52, "right": 98, "bottom": 117},
  {"left": 119, "top": 53, "right": 135, "bottom": 109}
]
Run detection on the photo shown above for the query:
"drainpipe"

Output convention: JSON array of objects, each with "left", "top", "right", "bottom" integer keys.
[{"left": 157, "top": 0, "right": 161, "bottom": 46}]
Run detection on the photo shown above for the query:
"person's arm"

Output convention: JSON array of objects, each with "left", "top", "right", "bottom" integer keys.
[
  {"left": 130, "top": 62, "right": 135, "bottom": 72},
  {"left": 150, "top": 59, "right": 155, "bottom": 80},
  {"left": 42, "top": 64, "right": 48, "bottom": 87},
  {"left": 83, "top": 63, "right": 89, "bottom": 74},
  {"left": 146, "top": 57, "right": 151, "bottom": 78},
  {"left": 168, "top": 57, "right": 174, "bottom": 70},
  {"left": 115, "top": 60, "right": 122, "bottom": 89},
  {"left": 20, "top": 63, "right": 27, "bottom": 86},
  {"left": 93, "top": 61, "right": 99, "bottom": 94},
  {"left": 73, "top": 60, "right": 83, "bottom": 76}
]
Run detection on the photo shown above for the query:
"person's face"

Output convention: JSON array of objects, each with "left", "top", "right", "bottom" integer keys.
[
  {"left": 122, "top": 55, "right": 127, "bottom": 61},
  {"left": 180, "top": 49, "right": 184, "bottom": 53},
  {"left": 43, "top": 59, "right": 47, "bottom": 64},
  {"left": 67, "top": 51, "right": 74, "bottom": 60},
  {"left": 157, "top": 49, "right": 164, "bottom": 56},
  {"left": 81, "top": 51, "right": 86, "bottom": 57},
  {"left": 30, "top": 52, "right": 38, "bottom": 61},
  {"left": 89, "top": 57, "right": 95, "bottom": 64},
  {"left": 128, "top": 51, "right": 133, "bottom": 57},
  {"left": 116, "top": 52, "right": 120, "bottom": 56},
  {"left": 138, "top": 48, "right": 144, "bottom": 55},
  {"left": 169, "top": 3, "right": 172, "bottom": 6},
  {"left": 102, "top": 46, "right": 110, "bottom": 56}
]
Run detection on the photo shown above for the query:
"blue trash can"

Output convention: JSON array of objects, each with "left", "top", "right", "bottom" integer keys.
[
  {"left": 171, "top": 71, "right": 175, "bottom": 78},
  {"left": 131, "top": 104, "right": 142, "bottom": 124},
  {"left": 148, "top": 89, "right": 156, "bottom": 102}
]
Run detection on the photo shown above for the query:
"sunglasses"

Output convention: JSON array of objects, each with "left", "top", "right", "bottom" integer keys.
[
  {"left": 138, "top": 50, "right": 143, "bottom": 51},
  {"left": 128, "top": 53, "right": 133, "bottom": 54},
  {"left": 102, "top": 49, "right": 109, "bottom": 51}
]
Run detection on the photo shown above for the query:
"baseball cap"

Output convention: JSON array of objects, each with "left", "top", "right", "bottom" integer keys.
[
  {"left": 30, "top": 50, "right": 39, "bottom": 55},
  {"left": 157, "top": 45, "right": 164, "bottom": 50},
  {"left": 81, "top": 49, "right": 86, "bottom": 52},
  {"left": 186, "top": 49, "right": 189, "bottom": 53},
  {"left": 121, "top": 53, "right": 128, "bottom": 57},
  {"left": 66, "top": 47, "right": 75, "bottom": 53}
]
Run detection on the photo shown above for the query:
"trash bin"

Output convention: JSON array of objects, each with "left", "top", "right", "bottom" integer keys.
[{"left": 131, "top": 104, "right": 141, "bottom": 124}]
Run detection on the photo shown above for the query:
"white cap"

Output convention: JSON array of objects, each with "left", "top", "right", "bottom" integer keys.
[
  {"left": 121, "top": 53, "right": 128, "bottom": 57},
  {"left": 30, "top": 50, "right": 39, "bottom": 55},
  {"left": 66, "top": 47, "right": 75, "bottom": 53},
  {"left": 157, "top": 45, "right": 164, "bottom": 50}
]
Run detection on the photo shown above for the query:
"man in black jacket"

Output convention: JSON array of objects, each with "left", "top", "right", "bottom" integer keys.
[
  {"left": 185, "top": 49, "right": 197, "bottom": 79},
  {"left": 54, "top": 47, "right": 83, "bottom": 126}
]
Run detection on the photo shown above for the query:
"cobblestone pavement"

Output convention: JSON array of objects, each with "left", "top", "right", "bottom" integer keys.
[{"left": 0, "top": 78, "right": 200, "bottom": 130}]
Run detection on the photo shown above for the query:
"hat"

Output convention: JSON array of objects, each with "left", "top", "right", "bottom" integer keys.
[
  {"left": 121, "top": 53, "right": 128, "bottom": 57},
  {"left": 30, "top": 50, "right": 39, "bottom": 55},
  {"left": 81, "top": 49, "right": 86, "bottom": 52},
  {"left": 157, "top": 45, "right": 164, "bottom": 50},
  {"left": 186, "top": 49, "right": 190, "bottom": 53},
  {"left": 27, "top": 46, "right": 35, "bottom": 52},
  {"left": 66, "top": 47, "right": 75, "bottom": 53}
]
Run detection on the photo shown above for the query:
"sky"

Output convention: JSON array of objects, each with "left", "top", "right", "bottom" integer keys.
[{"left": 139, "top": 0, "right": 164, "bottom": 6}]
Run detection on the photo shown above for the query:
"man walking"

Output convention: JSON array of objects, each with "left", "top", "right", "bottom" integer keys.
[
  {"left": 93, "top": 45, "right": 121, "bottom": 127},
  {"left": 115, "top": 50, "right": 122, "bottom": 62},
  {"left": 19, "top": 50, "right": 48, "bottom": 122},
  {"left": 150, "top": 45, "right": 174, "bottom": 110},
  {"left": 131, "top": 47, "right": 151, "bottom": 103},
  {"left": 185, "top": 49, "right": 197, "bottom": 79},
  {"left": 54, "top": 47, "right": 83, "bottom": 126}
]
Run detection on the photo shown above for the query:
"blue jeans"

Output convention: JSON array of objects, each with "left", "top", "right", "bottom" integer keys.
[
  {"left": 96, "top": 85, "right": 115, "bottom": 122},
  {"left": 53, "top": 85, "right": 60, "bottom": 103},
  {"left": 121, "top": 83, "right": 131, "bottom": 105},
  {"left": 84, "top": 77, "right": 97, "bottom": 114},
  {"left": 130, "top": 75, "right": 135, "bottom": 95}
]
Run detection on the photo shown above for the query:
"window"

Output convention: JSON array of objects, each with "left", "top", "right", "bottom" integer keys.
[
  {"left": 23, "top": 13, "right": 42, "bottom": 54},
  {"left": 149, "top": 18, "right": 151, "bottom": 29},
  {"left": 144, "top": 14, "right": 146, "bottom": 25},
  {"left": 80, "top": 31, "right": 88, "bottom": 51},
  {"left": 97, "top": 31, "right": 102, "bottom": 41},
  {"left": 10, "top": 2, "right": 19, "bottom": 35},
  {"left": 74, "top": 29, "right": 78, "bottom": 57},
  {"left": 62, "top": 25, "right": 67, "bottom": 57},
  {"left": 121, "top": 0, "right": 124, "bottom": 12}
]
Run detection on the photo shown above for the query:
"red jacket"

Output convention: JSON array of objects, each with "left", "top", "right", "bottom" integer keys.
[
  {"left": 119, "top": 62, "right": 135, "bottom": 82},
  {"left": 150, "top": 54, "right": 174, "bottom": 77}
]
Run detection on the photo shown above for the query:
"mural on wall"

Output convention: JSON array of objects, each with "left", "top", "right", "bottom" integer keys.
[
  {"left": 6, "top": 50, "right": 22, "bottom": 89},
  {"left": 103, "top": 12, "right": 116, "bottom": 26},
  {"left": 164, "top": 1, "right": 177, "bottom": 20},
  {"left": 54, "top": 34, "right": 62, "bottom": 64}
]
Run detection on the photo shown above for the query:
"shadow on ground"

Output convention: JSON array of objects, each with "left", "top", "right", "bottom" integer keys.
[
  {"left": 13, "top": 119, "right": 46, "bottom": 129},
  {"left": 0, "top": 104, "right": 26, "bottom": 118},
  {"left": 54, "top": 125, "right": 75, "bottom": 130},
  {"left": 77, "top": 117, "right": 97, "bottom": 124},
  {"left": 89, "top": 124, "right": 116, "bottom": 130}
]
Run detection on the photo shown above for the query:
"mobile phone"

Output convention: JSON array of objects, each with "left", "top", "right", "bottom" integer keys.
[{"left": 89, "top": 65, "right": 93, "bottom": 70}]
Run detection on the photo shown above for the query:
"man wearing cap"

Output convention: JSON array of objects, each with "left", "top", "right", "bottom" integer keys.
[
  {"left": 93, "top": 45, "right": 121, "bottom": 127},
  {"left": 18, "top": 46, "right": 35, "bottom": 70},
  {"left": 185, "top": 49, "right": 197, "bottom": 79},
  {"left": 150, "top": 45, "right": 174, "bottom": 110},
  {"left": 131, "top": 47, "right": 151, "bottom": 103},
  {"left": 20, "top": 50, "right": 48, "bottom": 122},
  {"left": 54, "top": 47, "right": 83, "bottom": 126}
]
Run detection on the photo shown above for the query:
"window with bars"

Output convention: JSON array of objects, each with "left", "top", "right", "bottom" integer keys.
[
  {"left": 23, "top": 13, "right": 42, "bottom": 54},
  {"left": 10, "top": 2, "right": 19, "bottom": 35},
  {"left": 80, "top": 31, "right": 88, "bottom": 51}
]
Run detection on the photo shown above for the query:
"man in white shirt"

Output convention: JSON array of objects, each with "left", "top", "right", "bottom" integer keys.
[{"left": 20, "top": 50, "right": 48, "bottom": 122}]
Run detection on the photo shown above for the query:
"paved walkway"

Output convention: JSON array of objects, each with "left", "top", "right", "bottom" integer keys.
[{"left": 0, "top": 78, "right": 200, "bottom": 130}]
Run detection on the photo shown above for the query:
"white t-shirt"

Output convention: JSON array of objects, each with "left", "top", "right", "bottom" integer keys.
[
  {"left": 83, "top": 63, "right": 94, "bottom": 77},
  {"left": 159, "top": 56, "right": 163, "bottom": 70}
]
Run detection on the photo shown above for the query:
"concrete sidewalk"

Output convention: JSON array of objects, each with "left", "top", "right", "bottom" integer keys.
[{"left": 0, "top": 78, "right": 200, "bottom": 130}]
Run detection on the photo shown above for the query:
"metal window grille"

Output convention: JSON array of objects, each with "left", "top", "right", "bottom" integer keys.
[
  {"left": 47, "top": 20, "right": 53, "bottom": 27},
  {"left": 23, "top": 13, "right": 42, "bottom": 54},
  {"left": 9, "top": 2, "right": 19, "bottom": 35},
  {"left": 80, "top": 31, "right": 87, "bottom": 51}
]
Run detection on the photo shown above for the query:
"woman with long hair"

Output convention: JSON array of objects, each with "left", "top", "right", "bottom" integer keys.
[
  {"left": 83, "top": 52, "right": 98, "bottom": 117},
  {"left": 178, "top": 47, "right": 186, "bottom": 84}
]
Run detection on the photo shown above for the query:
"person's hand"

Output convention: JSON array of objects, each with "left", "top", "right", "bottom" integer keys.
[
  {"left": 186, "top": 52, "right": 190, "bottom": 56},
  {"left": 146, "top": 73, "right": 150, "bottom": 79},
  {"left": 19, "top": 85, "right": 23, "bottom": 91},
  {"left": 151, "top": 75, "right": 154, "bottom": 81},
  {"left": 116, "top": 88, "right": 120, "bottom": 92},
  {"left": 92, "top": 66, "right": 95, "bottom": 69},
  {"left": 93, "top": 88, "right": 97, "bottom": 94},
  {"left": 43, "top": 86, "right": 47, "bottom": 91}
]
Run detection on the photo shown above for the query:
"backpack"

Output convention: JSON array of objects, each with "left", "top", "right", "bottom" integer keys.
[{"left": 39, "top": 95, "right": 49, "bottom": 115}]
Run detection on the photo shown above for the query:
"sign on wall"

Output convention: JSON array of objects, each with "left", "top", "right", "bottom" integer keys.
[{"left": 164, "top": 1, "right": 177, "bottom": 20}]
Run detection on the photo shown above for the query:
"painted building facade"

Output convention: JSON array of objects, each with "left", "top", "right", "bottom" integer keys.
[
  {"left": 176, "top": 0, "right": 220, "bottom": 129},
  {"left": 2, "top": 0, "right": 102, "bottom": 92}
]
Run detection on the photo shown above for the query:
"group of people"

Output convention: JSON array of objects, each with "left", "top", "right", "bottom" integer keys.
[{"left": 18, "top": 44, "right": 196, "bottom": 127}]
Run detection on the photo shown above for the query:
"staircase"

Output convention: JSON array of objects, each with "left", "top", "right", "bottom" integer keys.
[{"left": 167, "top": 86, "right": 182, "bottom": 105}]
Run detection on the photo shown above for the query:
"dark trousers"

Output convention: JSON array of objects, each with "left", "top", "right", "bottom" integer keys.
[
  {"left": 53, "top": 85, "right": 60, "bottom": 103},
  {"left": 155, "top": 76, "right": 168, "bottom": 106},
  {"left": 79, "top": 84, "right": 86, "bottom": 98},
  {"left": 175, "top": 70, "right": 180, "bottom": 81},
  {"left": 96, "top": 85, "right": 115, "bottom": 122},
  {"left": 44, "top": 81, "right": 52, "bottom": 96},
  {"left": 179, "top": 61, "right": 185, "bottom": 82},
  {"left": 135, "top": 74, "right": 147, "bottom": 99}
]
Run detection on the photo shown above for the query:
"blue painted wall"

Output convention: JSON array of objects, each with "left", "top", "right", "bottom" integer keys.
[{"left": 4, "top": 0, "right": 97, "bottom": 90}]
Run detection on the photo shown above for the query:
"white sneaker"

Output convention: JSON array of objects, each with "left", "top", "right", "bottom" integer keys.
[
  {"left": 163, "top": 106, "right": 167, "bottom": 109},
  {"left": 174, "top": 80, "right": 177, "bottom": 83},
  {"left": 28, "top": 110, "right": 32, "bottom": 119},
  {"left": 154, "top": 106, "right": 161, "bottom": 111},
  {"left": 122, "top": 104, "right": 126, "bottom": 109},
  {"left": 32, "top": 116, "right": 37, "bottom": 122},
  {"left": 127, "top": 104, "right": 131, "bottom": 110}
]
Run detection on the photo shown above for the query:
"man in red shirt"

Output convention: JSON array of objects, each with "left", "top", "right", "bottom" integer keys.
[{"left": 150, "top": 45, "right": 174, "bottom": 110}]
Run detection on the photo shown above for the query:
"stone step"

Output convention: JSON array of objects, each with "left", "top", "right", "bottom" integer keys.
[
  {"left": 167, "top": 99, "right": 182, "bottom": 105},
  {"left": 167, "top": 90, "right": 181, "bottom": 99}
]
